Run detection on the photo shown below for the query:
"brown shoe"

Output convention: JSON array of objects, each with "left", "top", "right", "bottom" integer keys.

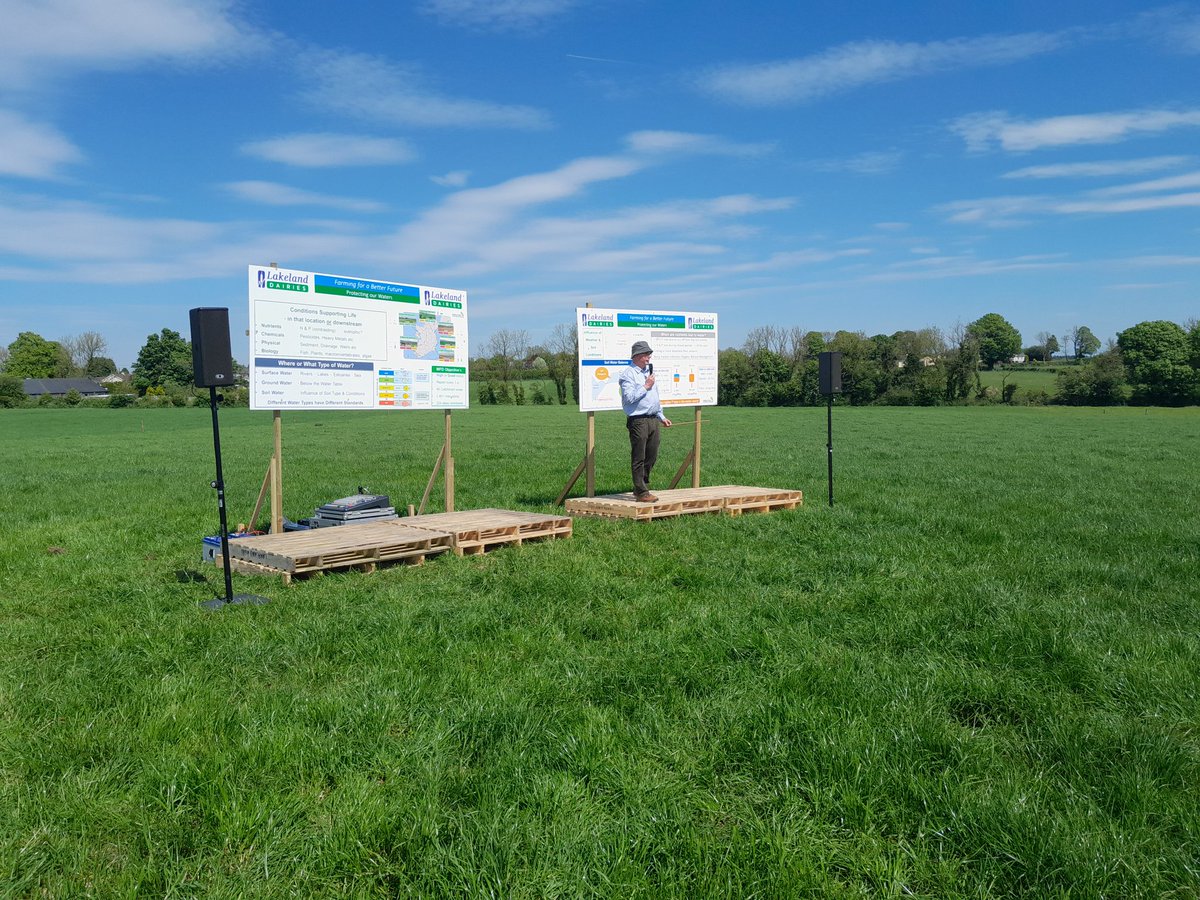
[{"left": 634, "top": 492, "right": 658, "bottom": 502}]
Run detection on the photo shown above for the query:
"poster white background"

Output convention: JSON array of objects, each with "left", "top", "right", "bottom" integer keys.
[
  {"left": 248, "top": 265, "right": 468, "bottom": 411},
  {"left": 576, "top": 308, "right": 719, "bottom": 412}
]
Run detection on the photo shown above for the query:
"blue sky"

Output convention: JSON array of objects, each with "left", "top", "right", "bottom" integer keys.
[{"left": 1, "top": 0, "right": 1198, "bottom": 369}]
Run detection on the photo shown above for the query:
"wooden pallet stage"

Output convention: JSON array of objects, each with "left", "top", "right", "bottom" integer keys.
[
  {"left": 224, "top": 521, "right": 453, "bottom": 584},
  {"left": 679, "top": 485, "right": 804, "bottom": 516},
  {"left": 405, "top": 508, "right": 573, "bottom": 555},
  {"left": 565, "top": 486, "right": 803, "bottom": 521}
]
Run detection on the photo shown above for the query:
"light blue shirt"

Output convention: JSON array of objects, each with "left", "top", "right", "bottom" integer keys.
[{"left": 619, "top": 362, "right": 665, "bottom": 419}]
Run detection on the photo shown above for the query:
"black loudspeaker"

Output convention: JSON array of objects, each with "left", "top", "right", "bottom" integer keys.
[
  {"left": 189, "top": 307, "right": 234, "bottom": 387},
  {"left": 819, "top": 351, "right": 843, "bottom": 395}
]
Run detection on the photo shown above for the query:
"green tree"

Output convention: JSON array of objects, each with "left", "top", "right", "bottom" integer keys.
[
  {"left": 944, "top": 324, "right": 980, "bottom": 401},
  {"left": 1187, "top": 320, "right": 1200, "bottom": 370},
  {"left": 0, "top": 375, "right": 25, "bottom": 407},
  {"left": 1056, "top": 350, "right": 1126, "bottom": 406},
  {"left": 717, "top": 348, "right": 753, "bottom": 406},
  {"left": 1072, "top": 325, "right": 1101, "bottom": 360},
  {"left": 1117, "top": 320, "right": 1194, "bottom": 406},
  {"left": 968, "top": 313, "right": 1021, "bottom": 369},
  {"left": 827, "top": 330, "right": 882, "bottom": 405},
  {"left": 132, "top": 328, "right": 193, "bottom": 394},
  {"left": 4, "top": 331, "right": 69, "bottom": 379},
  {"left": 543, "top": 322, "right": 577, "bottom": 405},
  {"left": 86, "top": 356, "right": 118, "bottom": 378},
  {"left": 1036, "top": 332, "right": 1060, "bottom": 361}
]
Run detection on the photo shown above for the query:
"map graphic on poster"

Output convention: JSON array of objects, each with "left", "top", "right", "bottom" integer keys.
[
  {"left": 576, "top": 308, "right": 718, "bottom": 413},
  {"left": 249, "top": 266, "right": 468, "bottom": 410}
]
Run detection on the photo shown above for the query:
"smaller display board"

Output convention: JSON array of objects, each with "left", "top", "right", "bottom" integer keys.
[
  {"left": 248, "top": 265, "right": 468, "bottom": 410},
  {"left": 576, "top": 307, "right": 719, "bottom": 412}
]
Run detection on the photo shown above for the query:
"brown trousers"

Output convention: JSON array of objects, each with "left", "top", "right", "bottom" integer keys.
[{"left": 626, "top": 416, "right": 661, "bottom": 494}]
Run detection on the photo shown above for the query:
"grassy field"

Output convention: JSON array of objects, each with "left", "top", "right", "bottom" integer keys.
[
  {"left": 976, "top": 368, "right": 1059, "bottom": 398},
  {"left": 1, "top": 404, "right": 1198, "bottom": 897}
]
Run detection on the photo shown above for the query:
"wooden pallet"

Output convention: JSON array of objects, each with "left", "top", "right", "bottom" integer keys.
[
  {"left": 683, "top": 485, "right": 804, "bottom": 516},
  {"left": 226, "top": 521, "right": 453, "bottom": 583},
  {"left": 403, "top": 508, "right": 572, "bottom": 555},
  {"left": 565, "top": 486, "right": 802, "bottom": 521},
  {"left": 565, "top": 489, "right": 727, "bottom": 521}
]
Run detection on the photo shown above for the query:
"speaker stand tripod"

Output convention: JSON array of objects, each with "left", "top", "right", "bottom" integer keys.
[{"left": 201, "top": 386, "right": 269, "bottom": 610}]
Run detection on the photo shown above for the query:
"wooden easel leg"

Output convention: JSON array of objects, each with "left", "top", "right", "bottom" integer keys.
[
  {"left": 250, "top": 459, "right": 272, "bottom": 531},
  {"left": 419, "top": 444, "right": 446, "bottom": 515},
  {"left": 271, "top": 411, "right": 283, "bottom": 533},
  {"left": 585, "top": 411, "right": 595, "bottom": 497},
  {"left": 692, "top": 406, "right": 702, "bottom": 488},
  {"left": 555, "top": 455, "right": 588, "bottom": 506},
  {"left": 444, "top": 410, "right": 454, "bottom": 513},
  {"left": 668, "top": 448, "right": 694, "bottom": 490}
]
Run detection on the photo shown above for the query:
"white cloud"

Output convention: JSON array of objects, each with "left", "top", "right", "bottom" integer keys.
[
  {"left": 385, "top": 154, "right": 648, "bottom": 265},
  {"left": 953, "top": 108, "right": 1200, "bottom": 152},
  {"left": 431, "top": 170, "right": 471, "bottom": 188},
  {"left": 0, "top": 0, "right": 247, "bottom": 88},
  {"left": 420, "top": 0, "right": 579, "bottom": 31},
  {"left": 241, "top": 133, "right": 416, "bottom": 168},
  {"left": 1122, "top": 255, "right": 1200, "bottom": 267},
  {"left": 0, "top": 109, "right": 83, "bottom": 178},
  {"left": 695, "top": 32, "right": 1067, "bottom": 106},
  {"left": 625, "top": 131, "right": 775, "bottom": 157},
  {"left": 867, "top": 253, "right": 1071, "bottom": 283},
  {"left": 1003, "top": 156, "right": 1193, "bottom": 179},
  {"left": 423, "top": 193, "right": 794, "bottom": 279},
  {"left": 1086, "top": 171, "right": 1200, "bottom": 197},
  {"left": 223, "top": 181, "right": 387, "bottom": 213},
  {"left": 940, "top": 174, "right": 1200, "bottom": 224},
  {"left": 1055, "top": 192, "right": 1200, "bottom": 214},
  {"left": 301, "top": 52, "right": 550, "bottom": 129},
  {"left": 1134, "top": 6, "right": 1200, "bottom": 54},
  {"left": 809, "top": 150, "right": 904, "bottom": 175},
  {"left": 0, "top": 194, "right": 218, "bottom": 261}
]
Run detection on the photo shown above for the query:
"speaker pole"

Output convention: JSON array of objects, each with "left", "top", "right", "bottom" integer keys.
[
  {"left": 203, "top": 385, "right": 235, "bottom": 608},
  {"left": 189, "top": 305, "right": 268, "bottom": 610},
  {"left": 826, "top": 394, "right": 834, "bottom": 507}
]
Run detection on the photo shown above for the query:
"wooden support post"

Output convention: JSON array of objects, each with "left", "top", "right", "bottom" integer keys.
[
  {"left": 692, "top": 406, "right": 702, "bottom": 488},
  {"left": 668, "top": 447, "right": 694, "bottom": 490},
  {"left": 555, "top": 299, "right": 595, "bottom": 507},
  {"left": 555, "top": 456, "right": 588, "bottom": 506},
  {"left": 250, "top": 459, "right": 272, "bottom": 531},
  {"left": 270, "top": 410, "right": 283, "bottom": 533},
  {"left": 419, "top": 444, "right": 446, "bottom": 516},
  {"left": 585, "top": 411, "right": 595, "bottom": 497},
  {"left": 444, "top": 409, "right": 455, "bottom": 513}
]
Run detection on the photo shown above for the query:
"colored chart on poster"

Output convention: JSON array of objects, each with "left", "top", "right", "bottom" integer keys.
[
  {"left": 248, "top": 266, "right": 468, "bottom": 410},
  {"left": 576, "top": 308, "right": 718, "bottom": 412}
]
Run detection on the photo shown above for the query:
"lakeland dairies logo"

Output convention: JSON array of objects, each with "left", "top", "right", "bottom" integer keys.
[
  {"left": 261, "top": 269, "right": 311, "bottom": 292},
  {"left": 582, "top": 312, "right": 615, "bottom": 326},
  {"left": 424, "top": 288, "right": 465, "bottom": 304},
  {"left": 688, "top": 314, "right": 716, "bottom": 328}
]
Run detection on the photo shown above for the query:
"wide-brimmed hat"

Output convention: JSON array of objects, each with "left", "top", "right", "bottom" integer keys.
[{"left": 630, "top": 340, "right": 653, "bottom": 356}]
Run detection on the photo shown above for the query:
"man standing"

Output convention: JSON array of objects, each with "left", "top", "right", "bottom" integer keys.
[{"left": 619, "top": 340, "right": 673, "bottom": 502}]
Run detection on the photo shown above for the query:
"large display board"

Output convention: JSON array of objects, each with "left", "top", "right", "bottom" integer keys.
[
  {"left": 576, "top": 308, "right": 718, "bottom": 412},
  {"left": 248, "top": 265, "right": 468, "bottom": 410}
]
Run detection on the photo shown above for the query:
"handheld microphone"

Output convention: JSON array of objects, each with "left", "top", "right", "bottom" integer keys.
[{"left": 647, "top": 362, "right": 653, "bottom": 375}]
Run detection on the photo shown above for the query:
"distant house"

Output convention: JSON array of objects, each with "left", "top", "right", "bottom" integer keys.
[
  {"left": 22, "top": 378, "right": 109, "bottom": 398},
  {"left": 1010, "top": 354, "right": 1027, "bottom": 364},
  {"left": 98, "top": 373, "right": 128, "bottom": 385},
  {"left": 896, "top": 356, "right": 938, "bottom": 369}
]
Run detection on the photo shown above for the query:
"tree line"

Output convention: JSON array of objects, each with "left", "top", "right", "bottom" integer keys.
[
  {"left": 4, "top": 313, "right": 1199, "bottom": 410},
  {"left": 469, "top": 314, "right": 1200, "bottom": 409},
  {"left": 713, "top": 314, "right": 1199, "bottom": 408}
]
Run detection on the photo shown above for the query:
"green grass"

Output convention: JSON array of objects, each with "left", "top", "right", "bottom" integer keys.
[
  {"left": 976, "top": 368, "right": 1059, "bottom": 398},
  {"left": 1, "top": 405, "right": 1198, "bottom": 897}
]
